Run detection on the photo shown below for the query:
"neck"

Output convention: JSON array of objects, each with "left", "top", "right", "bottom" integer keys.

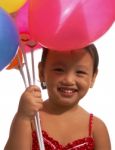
[{"left": 43, "top": 99, "right": 79, "bottom": 115}]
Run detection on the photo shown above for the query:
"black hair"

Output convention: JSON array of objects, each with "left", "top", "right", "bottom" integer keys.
[{"left": 85, "top": 44, "right": 99, "bottom": 74}]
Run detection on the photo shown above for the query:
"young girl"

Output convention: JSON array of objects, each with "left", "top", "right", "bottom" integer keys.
[{"left": 4, "top": 44, "right": 111, "bottom": 150}]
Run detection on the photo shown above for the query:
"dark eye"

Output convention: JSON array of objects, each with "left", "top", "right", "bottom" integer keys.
[
  {"left": 76, "top": 70, "right": 87, "bottom": 75},
  {"left": 53, "top": 68, "right": 64, "bottom": 72}
]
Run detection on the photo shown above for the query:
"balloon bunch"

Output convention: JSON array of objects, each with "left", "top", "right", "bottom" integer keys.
[
  {"left": 0, "top": 0, "right": 28, "bottom": 71},
  {"left": 0, "top": 0, "right": 115, "bottom": 81},
  {"left": 0, "top": 0, "right": 40, "bottom": 84}
]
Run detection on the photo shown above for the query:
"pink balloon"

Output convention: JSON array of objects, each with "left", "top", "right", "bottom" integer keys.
[
  {"left": 20, "top": 33, "right": 41, "bottom": 53},
  {"left": 14, "top": 2, "right": 41, "bottom": 52},
  {"left": 29, "top": 0, "right": 115, "bottom": 51},
  {"left": 15, "top": 2, "right": 29, "bottom": 33},
  {"left": 24, "top": 39, "right": 41, "bottom": 53}
]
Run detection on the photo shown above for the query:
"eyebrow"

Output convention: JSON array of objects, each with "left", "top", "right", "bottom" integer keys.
[
  {"left": 51, "top": 62, "right": 65, "bottom": 67},
  {"left": 52, "top": 62, "right": 90, "bottom": 70}
]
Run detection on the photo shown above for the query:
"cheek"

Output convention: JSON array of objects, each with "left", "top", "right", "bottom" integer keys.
[
  {"left": 45, "top": 75, "right": 57, "bottom": 88},
  {"left": 78, "top": 77, "right": 91, "bottom": 89},
  {"left": 45, "top": 71, "right": 60, "bottom": 82}
]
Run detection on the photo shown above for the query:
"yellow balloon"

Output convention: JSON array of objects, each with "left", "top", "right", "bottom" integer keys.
[{"left": 0, "top": 0, "right": 27, "bottom": 13}]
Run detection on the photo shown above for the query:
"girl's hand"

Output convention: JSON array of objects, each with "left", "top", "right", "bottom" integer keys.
[{"left": 17, "top": 85, "right": 43, "bottom": 120}]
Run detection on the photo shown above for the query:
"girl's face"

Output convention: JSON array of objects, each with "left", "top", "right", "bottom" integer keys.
[{"left": 39, "top": 49, "right": 97, "bottom": 108}]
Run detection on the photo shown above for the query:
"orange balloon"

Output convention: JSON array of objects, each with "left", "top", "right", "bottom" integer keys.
[{"left": 7, "top": 48, "right": 23, "bottom": 69}]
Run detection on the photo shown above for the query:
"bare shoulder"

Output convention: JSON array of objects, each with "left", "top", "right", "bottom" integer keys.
[{"left": 93, "top": 115, "right": 111, "bottom": 150}]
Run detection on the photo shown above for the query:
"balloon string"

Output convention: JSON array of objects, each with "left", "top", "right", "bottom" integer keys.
[
  {"left": 19, "top": 42, "right": 32, "bottom": 86},
  {"left": 31, "top": 50, "right": 35, "bottom": 85},
  {"left": 27, "top": 40, "right": 37, "bottom": 85},
  {"left": 30, "top": 47, "right": 45, "bottom": 150},
  {"left": 18, "top": 46, "right": 45, "bottom": 148},
  {"left": 17, "top": 54, "right": 27, "bottom": 88},
  {"left": 35, "top": 112, "right": 45, "bottom": 150},
  {"left": 19, "top": 42, "right": 45, "bottom": 150}
]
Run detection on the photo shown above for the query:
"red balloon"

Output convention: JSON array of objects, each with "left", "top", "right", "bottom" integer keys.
[{"left": 29, "top": 0, "right": 115, "bottom": 51}]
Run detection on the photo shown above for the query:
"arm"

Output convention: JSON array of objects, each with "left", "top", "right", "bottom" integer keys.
[
  {"left": 4, "top": 113, "right": 32, "bottom": 150},
  {"left": 4, "top": 85, "right": 43, "bottom": 150},
  {"left": 93, "top": 116, "right": 111, "bottom": 150}
]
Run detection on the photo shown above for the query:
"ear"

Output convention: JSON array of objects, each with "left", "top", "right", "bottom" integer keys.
[
  {"left": 38, "top": 62, "right": 45, "bottom": 82},
  {"left": 90, "top": 69, "right": 98, "bottom": 88}
]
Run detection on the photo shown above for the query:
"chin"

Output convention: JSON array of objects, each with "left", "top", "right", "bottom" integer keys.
[{"left": 57, "top": 99, "right": 78, "bottom": 107}]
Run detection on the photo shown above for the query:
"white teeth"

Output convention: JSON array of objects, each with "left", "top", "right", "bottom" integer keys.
[
  {"left": 59, "top": 88, "right": 75, "bottom": 93},
  {"left": 63, "top": 90, "right": 72, "bottom": 93}
]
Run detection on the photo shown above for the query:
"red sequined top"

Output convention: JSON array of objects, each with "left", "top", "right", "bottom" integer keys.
[{"left": 32, "top": 114, "right": 94, "bottom": 150}]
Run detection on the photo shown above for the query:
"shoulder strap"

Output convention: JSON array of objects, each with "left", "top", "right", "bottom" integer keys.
[{"left": 89, "top": 113, "right": 93, "bottom": 136}]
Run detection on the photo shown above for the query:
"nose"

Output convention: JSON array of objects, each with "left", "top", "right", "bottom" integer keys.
[{"left": 61, "top": 73, "right": 75, "bottom": 85}]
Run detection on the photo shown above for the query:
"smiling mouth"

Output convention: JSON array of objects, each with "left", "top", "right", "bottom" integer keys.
[{"left": 57, "top": 87, "right": 78, "bottom": 96}]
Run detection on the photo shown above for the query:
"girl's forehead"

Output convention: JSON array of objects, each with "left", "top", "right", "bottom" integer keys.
[
  {"left": 44, "top": 49, "right": 94, "bottom": 72},
  {"left": 47, "top": 48, "right": 90, "bottom": 61}
]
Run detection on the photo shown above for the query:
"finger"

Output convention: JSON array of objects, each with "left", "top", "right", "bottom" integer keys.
[
  {"left": 26, "top": 85, "right": 41, "bottom": 93},
  {"left": 33, "top": 96, "right": 43, "bottom": 103},
  {"left": 32, "top": 100, "right": 43, "bottom": 111},
  {"left": 36, "top": 102, "right": 43, "bottom": 110},
  {"left": 32, "top": 91, "right": 42, "bottom": 98}
]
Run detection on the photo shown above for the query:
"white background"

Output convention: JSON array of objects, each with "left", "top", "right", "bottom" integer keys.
[{"left": 0, "top": 23, "right": 115, "bottom": 149}]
